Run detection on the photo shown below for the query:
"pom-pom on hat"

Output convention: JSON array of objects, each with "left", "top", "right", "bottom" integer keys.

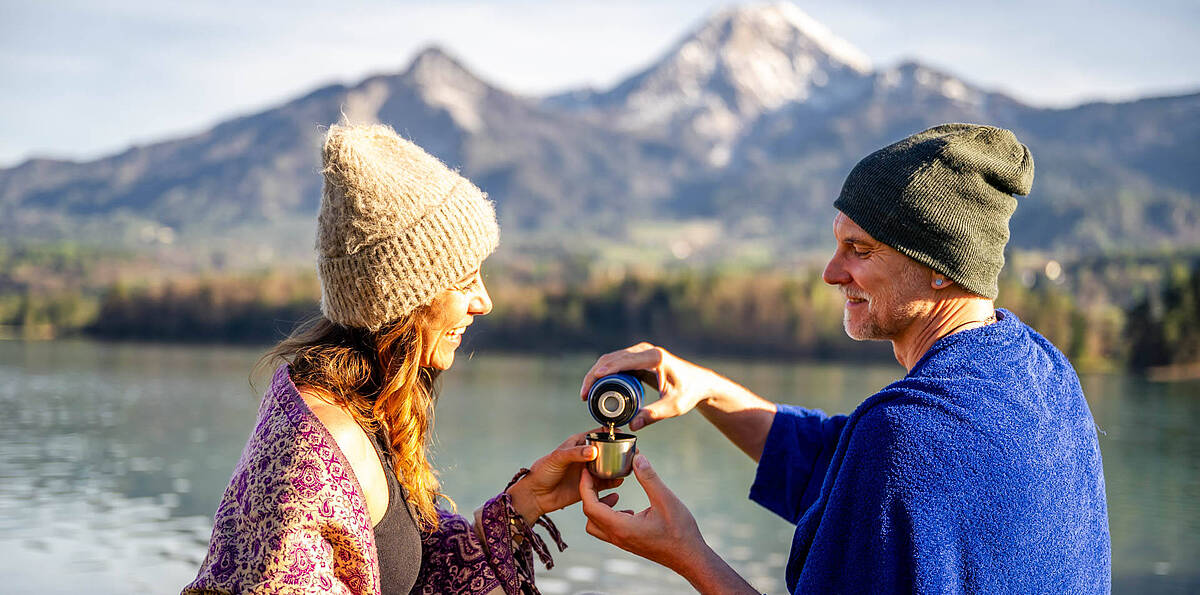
[
  {"left": 316, "top": 124, "right": 499, "bottom": 330},
  {"left": 834, "top": 123, "right": 1034, "bottom": 299}
]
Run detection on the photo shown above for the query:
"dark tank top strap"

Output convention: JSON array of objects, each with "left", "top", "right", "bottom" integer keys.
[
  {"left": 367, "top": 430, "right": 423, "bottom": 595},
  {"left": 367, "top": 433, "right": 408, "bottom": 513}
]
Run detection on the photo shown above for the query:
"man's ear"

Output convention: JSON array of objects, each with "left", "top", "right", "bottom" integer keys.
[{"left": 932, "top": 274, "right": 954, "bottom": 290}]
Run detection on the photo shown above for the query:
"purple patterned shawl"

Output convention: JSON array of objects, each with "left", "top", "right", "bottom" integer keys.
[{"left": 183, "top": 365, "right": 557, "bottom": 595}]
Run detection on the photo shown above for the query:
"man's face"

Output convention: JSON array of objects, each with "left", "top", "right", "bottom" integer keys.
[{"left": 822, "top": 212, "right": 930, "bottom": 341}]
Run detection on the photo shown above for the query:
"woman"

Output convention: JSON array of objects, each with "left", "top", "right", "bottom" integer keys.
[{"left": 184, "top": 124, "right": 615, "bottom": 594}]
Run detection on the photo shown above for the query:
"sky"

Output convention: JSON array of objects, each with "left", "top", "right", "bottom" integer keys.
[{"left": 1, "top": 0, "right": 1197, "bottom": 168}]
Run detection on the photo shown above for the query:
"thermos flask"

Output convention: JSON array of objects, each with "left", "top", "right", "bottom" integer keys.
[{"left": 585, "top": 373, "right": 642, "bottom": 479}]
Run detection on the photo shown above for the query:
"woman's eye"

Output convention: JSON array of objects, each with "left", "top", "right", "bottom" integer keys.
[{"left": 455, "top": 275, "right": 479, "bottom": 292}]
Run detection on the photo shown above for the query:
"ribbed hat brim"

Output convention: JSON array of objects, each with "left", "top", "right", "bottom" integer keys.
[{"left": 318, "top": 179, "right": 499, "bottom": 330}]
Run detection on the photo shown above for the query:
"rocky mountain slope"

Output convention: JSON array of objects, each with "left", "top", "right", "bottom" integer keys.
[{"left": 3, "top": 2, "right": 1197, "bottom": 265}]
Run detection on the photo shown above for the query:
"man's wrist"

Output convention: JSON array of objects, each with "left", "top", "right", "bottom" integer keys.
[
  {"left": 666, "top": 541, "right": 718, "bottom": 582},
  {"left": 697, "top": 372, "right": 737, "bottom": 411},
  {"left": 668, "top": 541, "right": 709, "bottom": 577},
  {"left": 674, "top": 543, "right": 758, "bottom": 594}
]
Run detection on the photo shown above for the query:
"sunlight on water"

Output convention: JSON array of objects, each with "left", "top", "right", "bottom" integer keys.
[{"left": 0, "top": 340, "right": 1196, "bottom": 593}]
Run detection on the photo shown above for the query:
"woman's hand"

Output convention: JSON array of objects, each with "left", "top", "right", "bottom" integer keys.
[
  {"left": 506, "top": 431, "right": 623, "bottom": 526},
  {"left": 579, "top": 342, "right": 720, "bottom": 431}
]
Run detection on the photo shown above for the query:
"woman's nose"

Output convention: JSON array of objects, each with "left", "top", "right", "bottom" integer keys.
[{"left": 470, "top": 280, "right": 493, "bottom": 315}]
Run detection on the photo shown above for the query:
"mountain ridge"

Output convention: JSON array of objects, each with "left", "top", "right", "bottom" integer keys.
[{"left": 3, "top": 2, "right": 1197, "bottom": 266}]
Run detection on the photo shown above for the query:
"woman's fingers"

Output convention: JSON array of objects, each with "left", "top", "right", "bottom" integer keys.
[
  {"left": 544, "top": 445, "right": 596, "bottom": 473},
  {"left": 599, "top": 492, "right": 619, "bottom": 507},
  {"left": 576, "top": 445, "right": 598, "bottom": 461}
]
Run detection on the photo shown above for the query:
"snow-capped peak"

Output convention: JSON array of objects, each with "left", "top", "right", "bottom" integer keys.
[
  {"left": 595, "top": 2, "right": 875, "bottom": 166},
  {"left": 720, "top": 2, "right": 872, "bottom": 74},
  {"left": 614, "top": 3, "right": 875, "bottom": 120}
]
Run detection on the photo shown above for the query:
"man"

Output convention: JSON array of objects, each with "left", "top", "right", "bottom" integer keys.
[{"left": 577, "top": 124, "right": 1111, "bottom": 593}]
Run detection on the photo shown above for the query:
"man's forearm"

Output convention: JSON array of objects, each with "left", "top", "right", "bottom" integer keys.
[
  {"left": 675, "top": 543, "right": 760, "bottom": 595},
  {"left": 695, "top": 372, "right": 777, "bottom": 461}
]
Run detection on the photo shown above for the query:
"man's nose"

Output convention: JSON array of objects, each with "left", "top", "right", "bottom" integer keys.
[{"left": 822, "top": 255, "right": 849, "bottom": 286}]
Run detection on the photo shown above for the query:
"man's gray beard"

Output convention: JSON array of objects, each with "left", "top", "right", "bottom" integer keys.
[{"left": 843, "top": 307, "right": 889, "bottom": 341}]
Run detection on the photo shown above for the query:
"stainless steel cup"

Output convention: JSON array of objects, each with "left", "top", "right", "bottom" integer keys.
[{"left": 586, "top": 431, "right": 637, "bottom": 479}]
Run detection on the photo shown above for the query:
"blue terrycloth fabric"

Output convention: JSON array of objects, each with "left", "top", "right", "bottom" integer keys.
[{"left": 750, "top": 309, "right": 1110, "bottom": 594}]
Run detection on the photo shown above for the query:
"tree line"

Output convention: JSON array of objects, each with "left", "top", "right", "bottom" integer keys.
[
  {"left": 2, "top": 239, "right": 1197, "bottom": 372},
  {"left": 6, "top": 255, "right": 1199, "bottom": 373}
]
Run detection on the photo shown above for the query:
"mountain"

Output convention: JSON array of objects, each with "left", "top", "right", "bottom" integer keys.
[
  {"left": 2, "top": 2, "right": 1198, "bottom": 267},
  {"left": 1006, "top": 92, "right": 1200, "bottom": 250},
  {"left": 666, "top": 62, "right": 991, "bottom": 224},
  {"left": 547, "top": 2, "right": 873, "bottom": 167},
  {"left": 368, "top": 48, "right": 682, "bottom": 230},
  {"left": 0, "top": 46, "right": 684, "bottom": 257},
  {"left": 663, "top": 58, "right": 1200, "bottom": 253}
]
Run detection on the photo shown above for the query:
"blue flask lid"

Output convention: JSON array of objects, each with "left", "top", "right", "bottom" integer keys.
[{"left": 587, "top": 373, "right": 643, "bottom": 428}]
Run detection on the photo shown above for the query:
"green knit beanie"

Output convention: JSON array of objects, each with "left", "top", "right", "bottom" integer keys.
[{"left": 833, "top": 123, "right": 1034, "bottom": 299}]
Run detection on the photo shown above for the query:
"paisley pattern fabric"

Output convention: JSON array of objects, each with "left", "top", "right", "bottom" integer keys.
[{"left": 183, "top": 364, "right": 558, "bottom": 595}]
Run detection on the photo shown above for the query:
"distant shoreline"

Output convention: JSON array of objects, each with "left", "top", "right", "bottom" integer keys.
[
  {"left": 1146, "top": 362, "right": 1200, "bottom": 382},
  {"left": 5, "top": 251, "right": 1199, "bottom": 376}
]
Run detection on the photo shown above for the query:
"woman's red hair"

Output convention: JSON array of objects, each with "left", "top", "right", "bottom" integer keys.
[{"left": 260, "top": 311, "right": 448, "bottom": 530}]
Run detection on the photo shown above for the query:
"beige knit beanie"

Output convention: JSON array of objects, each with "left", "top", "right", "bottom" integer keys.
[{"left": 316, "top": 124, "right": 499, "bottom": 330}]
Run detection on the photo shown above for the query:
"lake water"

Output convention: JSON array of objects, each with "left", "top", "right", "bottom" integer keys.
[{"left": 0, "top": 339, "right": 1196, "bottom": 594}]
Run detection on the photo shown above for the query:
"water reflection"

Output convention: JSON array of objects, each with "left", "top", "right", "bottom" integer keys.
[{"left": 0, "top": 341, "right": 1196, "bottom": 593}]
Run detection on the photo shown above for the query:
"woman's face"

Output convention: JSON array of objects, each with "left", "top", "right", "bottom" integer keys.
[{"left": 419, "top": 269, "right": 492, "bottom": 370}]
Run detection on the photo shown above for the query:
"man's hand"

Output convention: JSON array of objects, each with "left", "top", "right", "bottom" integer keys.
[
  {"left": 579, "top": 342, "right": 718, "bottom": 431},
  {"left": 579, "top": 452, "right": 707, "bottom": 570},
  {"left": 579, "top": 453, "right": 759, "bottom": 594},
  {"left": 579, "top": 343, "right": 778, "bottom": 460},
  {"left": 507, "top": 431, "right": 623, "bottom": 526}
]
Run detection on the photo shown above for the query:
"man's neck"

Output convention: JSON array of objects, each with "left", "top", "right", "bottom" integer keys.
[{"left": 892, "top": 298, "right": 996, "bottom": 371}]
